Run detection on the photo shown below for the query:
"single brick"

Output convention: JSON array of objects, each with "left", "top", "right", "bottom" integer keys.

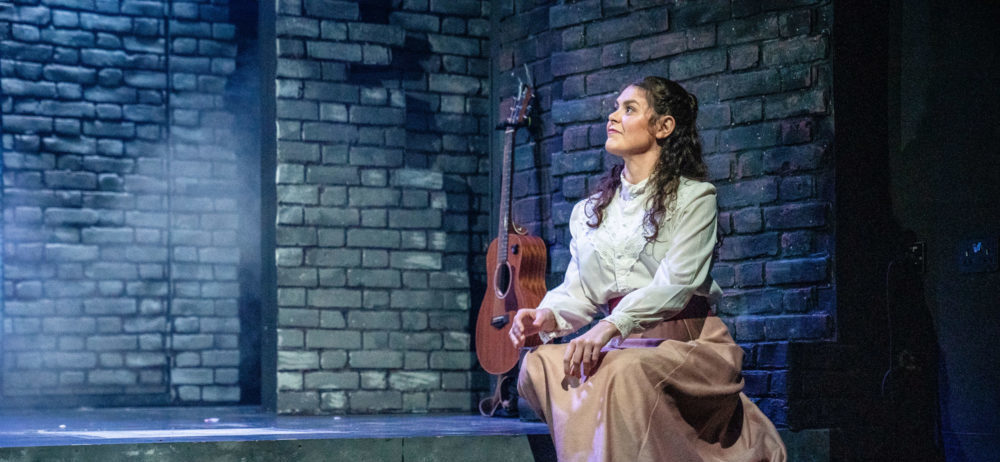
[
  {"left": 763, "top": 203, "right": 827, "bottom": 229},
  {"left": 719, "top": 15, "right": 779, "bottom": 45},
  {"left": 765, "top": 257, "right": 828, "bottom": 284},
  {"left": 349, "top": 350, "right": 403, "bottom": 369},
  {"left": 346, "top": 269, "right": 401, "bottom": 288},
  {"left": 716, "top": 177, "right": 779, "bottom": 208},
  {"left": 670, "top": 0, "right": 730, "bottom": 27},
  {"left": 763, "top": 143, "right": 826, "bottom": 173},
  {"left": 764, "top": 89, "right": 826, "bottom": 119},
  {"left": 719, "top": 69, "right": 782, "bottom": 100},
  {"left": 732, "top": 207, "right": 763, "bottom": 234},
  {"left": 429, "top": 0, "right": 479, "bottom": 16},
  {"left": 305, "top": 329, "right": 361, "bottom": 349},
  {"left": 778, "top": 176, "right": 813, "bottom": 201},
  {"left": 278, "top": 391, "right": 319, "bottom": 413},
  {"left": 303, "top": 0, "right": 359, "bottom": 19},
  {"left": 428, "top": 391, "right": 474, "bottom": 410},
  {"left": 780, "top": 231, "right": 813, "bottom": 256},
  {"left": 347, "top": 311, "right": 400, "bottom": 330},
  {"left": 349, "top": 390, "right": 402, "bottom": 412},
  {"left": 429, "top": 351, "right": 475, "bottom": 370},
  {"left": 389, "top": 12, "right": 439, "bottom": 33},
  {"left": 389, "top": 371, "right": 440, "bottom": 391},
  {"left": 304, "top": 371, "right": 359, "bottom": 390},
  {"left": 388, "top": 332, "right": 442, "bottom": 351},
  {"left": 762, "top": 36, "right": 827, "bottom": 67},
  {"left": 392, "top": 169, "right": 444, "bottom": 189},
  {"left": 756, "top": 342, "right": 789, "bottom": 368},
  {"left": 549, "top": 0, "right": 602, "bottom": 28},
  {"left": 585, "top": 8, "right": 667, "bottom": 46},
  {"left": 202, "top": 386, "right": 240, "bottom": 402},
  {"left": 89, "top": 369, "right": 137, "bottom": 386},
  {"left": 307, "top": 289, "right": 363, "bottom": 308},
  {"left": 717, "top": 233, "right": 780, "bottom": 260},
  {"left": 427, "top": 73, "right": 481, "bottom": 94},
  {"left": 764, "top": 314, "right": 831, "bottom": 340},
  {"left": 733, "top": 316, "right": 766, "bottom": 341},
  {"left": 719, "top": 289, "right": 783, "bottom": 316},
  {"left": 735, "top": 262, "right": 765, "bottom": 287},
  {"left": 782, "top": 288, "right": 813, "bottom": 313},
  {"left": 550, "top": 47, "right": 602, "bottom": 77},
  {"left": 427, "top": 34, "right": 479, "bottom": 56},
  {"left": 670, "top": 49, "right": 727, "bottom": 80}
]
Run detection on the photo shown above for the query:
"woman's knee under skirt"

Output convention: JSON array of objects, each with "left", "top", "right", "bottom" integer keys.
[{"left": 517, "top": 320, "right": 787, "bottom": 462}]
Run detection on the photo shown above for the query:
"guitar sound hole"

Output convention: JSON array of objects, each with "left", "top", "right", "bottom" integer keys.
[{"left": 493, "top": 262, "right": 512, "bottom": 298}]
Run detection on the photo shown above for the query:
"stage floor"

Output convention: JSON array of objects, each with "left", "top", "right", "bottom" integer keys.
[
  {"left": 0, "top": 406, "right": 549, "bottom": 448},
  {"left": 0, "top": 406, "right": 828, "bottom": 461}
]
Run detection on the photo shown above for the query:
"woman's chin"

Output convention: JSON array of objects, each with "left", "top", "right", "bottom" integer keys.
[{"left": 604, "top": 144, "right": 625, "bottom": 157}]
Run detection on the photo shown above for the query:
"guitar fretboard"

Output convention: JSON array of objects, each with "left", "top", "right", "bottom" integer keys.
[{"left": 497, "top": 126, "right": 515, "bottom": 266}]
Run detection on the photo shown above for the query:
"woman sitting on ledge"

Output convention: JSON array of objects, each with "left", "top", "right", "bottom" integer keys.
[{"left": 509, "top": 76, "right": 787, "bottom": 462}]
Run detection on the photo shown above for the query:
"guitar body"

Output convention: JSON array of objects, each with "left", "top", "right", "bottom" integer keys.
[
  {"left": 475, "top": 233, "right": 547, "bottom": 374},
  {"left": 474, "top": 74, "right": 547, "bottom": 377}
]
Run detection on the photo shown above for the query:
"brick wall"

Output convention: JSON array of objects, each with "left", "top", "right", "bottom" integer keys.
[
  {"left": 494, "top": 0, "right": 835, "bottom": 428},
  {"left": 1, "top": 0, "right": 838, "bottom": 422},
  {"left": 0, "top": 0, "right": 248, "bottom": 405},
  {"left": 272, "top": 0, "right": 492, "bottom": 414}
]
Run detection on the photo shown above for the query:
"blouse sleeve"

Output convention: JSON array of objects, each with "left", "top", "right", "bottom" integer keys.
[
  {"left": 602, "top": 182, "right": 719, "bottom": 338},
  {"left": 534, "top": 201, "right": 600, "bottom": 342}
]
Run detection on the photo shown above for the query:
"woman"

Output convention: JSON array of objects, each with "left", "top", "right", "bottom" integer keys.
[{"left": 509, "top": 77, "right": 787, "bottom": 461}]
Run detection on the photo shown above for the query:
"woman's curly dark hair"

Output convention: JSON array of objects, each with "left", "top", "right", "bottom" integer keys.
[{"left": 586, "top": 76, "right": 708, "bottom": 243}]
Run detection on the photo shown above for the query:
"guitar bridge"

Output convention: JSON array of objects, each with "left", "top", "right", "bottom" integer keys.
[{"left": 491, "top": 314, "right": 508, "bottom": 329}]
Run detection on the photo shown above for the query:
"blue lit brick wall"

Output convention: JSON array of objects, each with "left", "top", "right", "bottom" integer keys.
[
  {"left": 2, "top": 0, "right": 840, "bottom": 422},
  {"left": 493, "top": 0, "right": 835, "bottom": 428},
  {"left": 0, "top": 0, "right": 246, "bottom": 405}
]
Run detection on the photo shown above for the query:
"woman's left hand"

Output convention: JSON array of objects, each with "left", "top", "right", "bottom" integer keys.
[{"left": 563, "top": 320, "right": 621, "bottom": 377}]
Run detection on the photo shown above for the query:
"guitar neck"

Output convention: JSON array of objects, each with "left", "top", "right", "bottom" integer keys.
[{"left": 496, "top": 127, "right": 515, "bottom": 265}]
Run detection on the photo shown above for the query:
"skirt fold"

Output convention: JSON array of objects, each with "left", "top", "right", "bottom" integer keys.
[{"left": 518, "top": 331, "right": 787, "bottom": 462}]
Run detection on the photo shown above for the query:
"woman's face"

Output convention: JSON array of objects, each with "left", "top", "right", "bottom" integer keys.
[{"left": 605, "top": 85, "right": 672, "bottom": 158}]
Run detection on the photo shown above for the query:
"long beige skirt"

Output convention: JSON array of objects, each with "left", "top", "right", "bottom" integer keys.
[{"left": 517, "top": 313, "right": 787, "bottom": 462}]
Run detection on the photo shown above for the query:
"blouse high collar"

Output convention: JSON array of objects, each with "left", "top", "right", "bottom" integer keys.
[{"left": 620, "top": 172, "right": 650, "bottom": 202}]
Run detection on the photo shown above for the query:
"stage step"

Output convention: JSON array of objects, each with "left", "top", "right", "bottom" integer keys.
[
  {"left": 0, "top": 407, "right": 827, "bottom": 461},
  {"left": 0, "top": 435, "right": 553, "bottom": 462},
  {"left": 0, "top": 431, "right": 824, "bottom": 462}
]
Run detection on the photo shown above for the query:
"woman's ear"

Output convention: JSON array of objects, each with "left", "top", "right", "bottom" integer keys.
[{"left": 654, "top": 115, "right": 676, "bottom": 140}]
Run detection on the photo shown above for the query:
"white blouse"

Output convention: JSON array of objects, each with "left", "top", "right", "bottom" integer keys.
[{"left": 538, "top": 174, "right": 723, "bottom": 341}]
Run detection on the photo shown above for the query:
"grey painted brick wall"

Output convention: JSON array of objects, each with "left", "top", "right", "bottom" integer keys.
[
  {"left": 0, "top": 0, "right": 245, "bottom": 405},
  {"left": 274, "top": 0, "right": 491, "bottom": 414},
  {"left": 493, "top": 0, "right": 835, "bottom": 428},
  {"left": 2, "top": 0, "right": 837, "bottom": 422}
]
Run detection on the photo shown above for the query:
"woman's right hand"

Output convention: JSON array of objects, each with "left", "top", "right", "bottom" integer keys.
[{"left": 508, "top": 308, "right": 556, "bottom": 349}]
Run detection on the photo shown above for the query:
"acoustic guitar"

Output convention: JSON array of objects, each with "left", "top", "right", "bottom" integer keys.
[{"left": 475, "top": 78, "right": 547, "bottom": 375}]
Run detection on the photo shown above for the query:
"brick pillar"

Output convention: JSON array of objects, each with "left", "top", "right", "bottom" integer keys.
[{"left": 273, "top": 0, "right": 491, "bottom": 414}]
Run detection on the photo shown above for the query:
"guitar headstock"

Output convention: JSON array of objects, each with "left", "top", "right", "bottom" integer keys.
[{"left": 505, "top": 65, "right": 534, "bottom": 128}]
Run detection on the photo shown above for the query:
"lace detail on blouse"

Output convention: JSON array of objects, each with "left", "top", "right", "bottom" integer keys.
[{"left": 578, "top": 174, "right": 660, "bottom": 294}]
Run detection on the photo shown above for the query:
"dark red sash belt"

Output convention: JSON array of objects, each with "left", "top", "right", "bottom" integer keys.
[{"left": 606, "top": 294, "right": 714, "bottom": 321}]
